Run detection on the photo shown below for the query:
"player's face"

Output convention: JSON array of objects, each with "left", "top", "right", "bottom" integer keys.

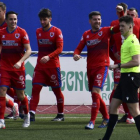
[
  {"left": 40, "top": 17, "right": 52, "bottom": 29},
  {"left": 127, "top": 10, "right": 137, "bottom": 18},
  {"left": 89, "top": 15, "right": 101, "bottom": 31},
  {"left": 6, "top": 14, "right": 17, "bottom": 29},
  {"left": 0, "top": 7, "right": 6, "bottom": 19},
  {"left": 119, "top": 21, "right": 131, "bottom": 36}
]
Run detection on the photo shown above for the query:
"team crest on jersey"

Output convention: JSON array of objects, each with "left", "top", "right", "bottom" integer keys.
[
  {"left": 98, "top": 31, "right": 102, "bottom": 36},
  {"left": 39, "top": 33, "right": 41, "bottom": 36},
  {"left": 15, "top": 33, "right": 20, "bottom": 39},
  {"left": 97, "top": 74, "right": 102, "bottom": 79},
  {"left": 51, "top": 75, "right": 56, "bottom": 80},
  {"left": 50, "top": 32, "right": 54, "bottom": 37},
  {"left": 86, "top": 35, "right": 89, "bottom": 38},
  {"left": 19, "top": 75, "right": 24, "bottom": 81}
]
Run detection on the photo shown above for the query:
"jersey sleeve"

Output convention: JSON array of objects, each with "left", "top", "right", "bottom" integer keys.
[
  {"left": 21, "top": 29, "right": 30, "bottom": 44},
  {"left": 130, "top": 40, "right": 140, "bottom": 56},
  {"left": 48, "top": 28, "right": 63, "bottom": 58},
  {"left": 74, "top": 32, "right": 86, "bottom": 55}
]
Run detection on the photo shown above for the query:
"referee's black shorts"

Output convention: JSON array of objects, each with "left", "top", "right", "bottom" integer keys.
[{"left": 113, "top": 72, "right": 140, "bottom": 103}]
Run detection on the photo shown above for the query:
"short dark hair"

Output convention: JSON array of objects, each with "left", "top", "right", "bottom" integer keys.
[
  {"left": 0, "top": 2, "right": 6, "bottom": 11},
  {"left": 38, "top": 8, "right": 52, "bottom": 18},
  {"left": 129, "top": 7, "right": 138, "bottom": 13},
  {"left": 89, "top": 11, "right": 101, "bottom": 19},
  {"left": 117, "top": 3, "right": 128, "bottom": 13},
  {"left": 119, "top": 15, "right": 134, "bottom": 26},
  {"left": 6, "top": 11, "right": 18, "bottom": 19}
]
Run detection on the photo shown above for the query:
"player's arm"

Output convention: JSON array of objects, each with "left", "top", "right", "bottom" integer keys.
[
  {"left": 40, "top": 29, "right": 63, "bottom": 64},
  {"left": 14, "top": 30, "right": 31, "bottom": 69},
  {"left": 110, "top": 6, "right": 124, "bottom": 34},
  {"left": 40, "top": 42, "right": 63, "bottom": 63},
  {"left": 14, "top": 44, "right": 31, "bottom": 69},
  {"left": 73, "top": 33, "right": 86, "bottom": 61},
  {"left": 110, "top": 54, "right": 140, "bottom": 70}
]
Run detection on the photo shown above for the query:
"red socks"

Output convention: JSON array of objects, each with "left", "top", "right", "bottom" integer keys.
[
  {"left": 52, "top": 88, "right": 64, "bottom": 113},
  {"left": 100, "top": 97, "right": 109, "bottom": 119},
  {"left": 0, "top": 97, "right": 6, "bottom": 119},
  {"left": 90, "top": 92, "right": 100, "bottom": 124},
  {"left": 30, "top": 84, "right": 42, "bottom": 112},
  {"left": 21, "top": 96, "right": 29, "bottom": 114},
  {"left": 6, "top": 99, "right": 14, "bottom": 108}
]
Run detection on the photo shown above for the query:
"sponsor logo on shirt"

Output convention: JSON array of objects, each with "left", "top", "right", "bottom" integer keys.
[
  {"left": 2, "top": 40, "right": 18, "bottom": 46},
  {"left": 15, "top": 33, "right": 20, "bottom": 39},
  {"left": 50, "top": 32, "right": 54, "bottom": 37},
  {"left": 87, "top": 39, "right": 101, "bottom": 46},
  {"left": 38, "top": 39, "right": 52, "bottom": 45}
]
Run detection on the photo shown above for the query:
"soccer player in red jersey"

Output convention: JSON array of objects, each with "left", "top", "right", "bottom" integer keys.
[
  {"left": 29, "top": 8, "right": 64, "bottom": 121},
  {"left": 0, "top": 2, "right": 20, "bottom": 120},
  {"left": 128, "top": 7, "right": 138, "bottom": 18},
  {"left": 73, "top": 6, "right": 124, "bottom": 130},
  {"left": 0, "top": 2, "right": 7, "bottom": 29},
  {"left": 0, "top": 11, "right": 31, "bottom": 128},
  {"left": 110, "top": 3, "right": 140, "bottom": 124}
]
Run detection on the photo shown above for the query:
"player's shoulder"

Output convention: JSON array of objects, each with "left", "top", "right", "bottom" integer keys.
[
  {"left": 128, "top": 34, "right": 139, "bottom": 44},
  {"left": 51, "top": 25, "right": 62, "bottom": 33},
  {"left": 16, "top": 26, "right": 27, "bottom": 33},
  {"left": 0, "top": 27, "right": 7, "bottom": 35},
  {"left": 133, "top": 18, "right": 140, "bottom": 24},
  {"left": 110, "top": 19, "right": 119, "bottom": 26},
  {"left": 83, "top": 29, "right": 91, "bottom": 35},
  {"left": 36, "top": 27, "right": 42, "bottom": 33}
]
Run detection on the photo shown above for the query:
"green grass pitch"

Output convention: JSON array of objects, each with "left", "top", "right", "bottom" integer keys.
[{"left": 0, "top": 114, "right": 139, "bottom": 140}]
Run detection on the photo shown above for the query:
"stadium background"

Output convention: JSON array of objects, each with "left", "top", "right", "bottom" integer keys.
[{"left": 4, "top": 0, "right": 140, "bottom": 112}]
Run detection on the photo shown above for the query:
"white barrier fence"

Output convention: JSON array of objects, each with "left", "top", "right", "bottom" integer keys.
[{"left": 24, "top": 52, "right": 114, "bottom": 105}]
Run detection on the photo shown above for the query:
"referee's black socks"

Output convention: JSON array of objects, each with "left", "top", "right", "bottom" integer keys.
[
  {"left": 134, "top": 115, "right": 140, "bottom": 135},
  {"left": 102, "top": 114, "right": 118, "bottom": 140}
]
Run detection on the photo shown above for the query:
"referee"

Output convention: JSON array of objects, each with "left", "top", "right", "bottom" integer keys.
[{"left": 102, "top": 15, "right": 140, "bottom": 140}]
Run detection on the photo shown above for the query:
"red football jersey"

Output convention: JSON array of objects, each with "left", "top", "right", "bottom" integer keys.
[
  {"left": 110, "top": 18, "right": 140, "bottom": 63},
  {"left": 0, "top": 21, "right": 7, "bottom": 29},
  {"left": 74, "top": 27, "right": 118, "bottom": 68},
  {"left": 35, "top": 26, "right": 63, "bottom": 69},
  {"left": 0, "top": 26, "right": 30, "bottom": 71}
]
